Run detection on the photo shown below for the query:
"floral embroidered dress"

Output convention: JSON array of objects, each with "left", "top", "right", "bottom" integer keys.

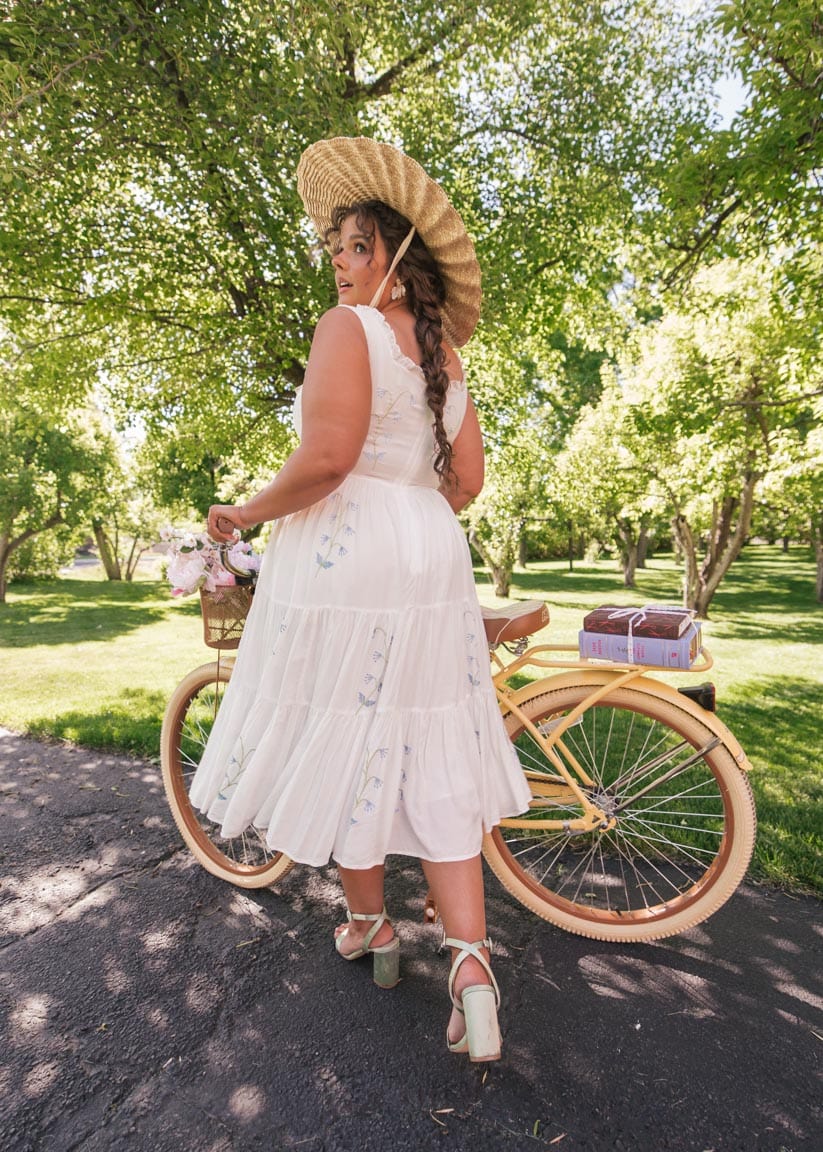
[{"left": 189, "top": 305, "right": 531, "bottom": 868}]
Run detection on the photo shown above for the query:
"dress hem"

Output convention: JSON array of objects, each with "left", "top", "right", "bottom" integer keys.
[{"left": 259, "top": 818, "right": 512, "bottom": 871}]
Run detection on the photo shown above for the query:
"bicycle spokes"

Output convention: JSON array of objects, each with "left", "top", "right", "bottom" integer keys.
[{"left": 494, "top": 685, "right": 754, "bottom": 931}]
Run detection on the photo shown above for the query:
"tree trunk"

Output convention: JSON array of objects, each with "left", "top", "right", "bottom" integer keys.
[
  {"left": 123, "top": 537, "right": 148, "bottom": 581},
  {"left": 518, "top": 533, "right": 528, "bottom": 569},
  {"left": 0, "top": 514, "right": 64, "bottom": 603},
  {"left": 92, "top": 519, "right": 122, "bottom": 580},
  {"left": 622, "top": 546, "right": 637, "bottom": 587},
  {"left": 0, "top": 537, "right": 9, "bottom": 604},
  {"left": 468, "top": 529, "right": 512, "bottom": 598},
  {"left": 676, "top": 473, "right": 758, "bottom": 617},
  {"left": 672, "top": 513, "right": 701, "bottom": 609},
  {"left": 492, "top": 567, "right": 511, "bottom": 597},
  {"left": 616, "top": 521, "right": 638, "bottom": 588},
  {"left": 637, "top": 526, "right": 649, "bottom": 569}
]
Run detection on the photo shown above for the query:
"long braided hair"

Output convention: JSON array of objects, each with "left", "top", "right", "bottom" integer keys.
[{"left": 327, "top": 200, "right": 455, "bottom": 484}]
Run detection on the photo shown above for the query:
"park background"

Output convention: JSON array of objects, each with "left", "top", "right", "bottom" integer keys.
[{"left": 1, "top": 1, "right": 820, "bottom": 894}]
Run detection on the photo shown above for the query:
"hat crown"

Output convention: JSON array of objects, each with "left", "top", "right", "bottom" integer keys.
[{"left": 297, "top": 137, "right": 481, "bottom": 347}]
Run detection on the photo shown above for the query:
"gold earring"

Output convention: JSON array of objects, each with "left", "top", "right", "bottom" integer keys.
[{"left": 390, "top": 277, "right": 406, "bottom": 301}]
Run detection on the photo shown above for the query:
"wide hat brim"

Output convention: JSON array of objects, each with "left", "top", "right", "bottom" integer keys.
[{"left": 297, "top": 137, "right": 481, "bottom": 347}]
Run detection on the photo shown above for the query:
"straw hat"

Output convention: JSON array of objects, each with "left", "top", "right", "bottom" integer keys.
[{"left": 297, "top": 136, "right": 482, "bottom": 347}]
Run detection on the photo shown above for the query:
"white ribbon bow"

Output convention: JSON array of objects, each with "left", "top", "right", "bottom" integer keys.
[{"left": 605, "top": 604, "right": 695, "bottom": 662}]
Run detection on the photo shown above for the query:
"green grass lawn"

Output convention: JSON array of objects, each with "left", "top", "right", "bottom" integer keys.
[{"left": 1, "top": 545, "right": 820, "bottom": 894}]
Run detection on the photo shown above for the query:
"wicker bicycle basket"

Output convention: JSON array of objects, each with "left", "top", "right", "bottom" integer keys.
[{"left": 199, "top": 585, "right": 254, "bottom": 650}]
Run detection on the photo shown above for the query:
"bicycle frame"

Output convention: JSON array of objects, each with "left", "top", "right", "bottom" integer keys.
[{"left": 489, "top": 641, "right": 752, "bottom": 834}]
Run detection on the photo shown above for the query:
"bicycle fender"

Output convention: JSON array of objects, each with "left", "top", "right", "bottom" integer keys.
[{"left": 503, "top": 670, "right": 753, "bottom": 772}]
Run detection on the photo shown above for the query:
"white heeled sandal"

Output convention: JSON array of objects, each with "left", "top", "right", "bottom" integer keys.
[
  {"left": 335, "top": 906, "right": 400, "bottom": 989},
  {"left": 445, "top": 937, "right": 501, "bottom": 1062}
]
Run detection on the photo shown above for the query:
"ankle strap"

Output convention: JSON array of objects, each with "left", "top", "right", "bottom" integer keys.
[
  {"left": 445, "top": 937, "right": 500, "bottom": 1009},
  {"left": 346, "top": 906, "right": 389, "bottom": 950}
]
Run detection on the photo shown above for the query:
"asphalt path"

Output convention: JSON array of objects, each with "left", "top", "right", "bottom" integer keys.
[{"left": 1, "top": 727, "right": 821, "bottom": 1152}]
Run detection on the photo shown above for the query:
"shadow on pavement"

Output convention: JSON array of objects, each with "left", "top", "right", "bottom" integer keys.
[{"left": 1, "top": 727, "right": 820, "bottom": 1152}]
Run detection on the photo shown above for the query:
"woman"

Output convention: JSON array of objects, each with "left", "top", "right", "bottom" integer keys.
[{"left": 193, "top": 137, "right": 531, "bottom": 1062}]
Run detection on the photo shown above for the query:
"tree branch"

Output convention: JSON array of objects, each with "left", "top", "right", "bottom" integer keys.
[
  {"left": 722, "top": 385, "right": 823, "bottom": 408},
  {"left": 663, "top": 195, "right": 745, "bottom": 287},
  {"left": 5, "top": 511, "right": 64, "bottom": 556},
  {"left": 346, "top": 12, "right": 470, "bottom": 99},
  {"left": 0, "top": 30, "right": 133, "bottom": 131},
  {"left": 739, "top": 22, "right": 819, "bottom": 91}
]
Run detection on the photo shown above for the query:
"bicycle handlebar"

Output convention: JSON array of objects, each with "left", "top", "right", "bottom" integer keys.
[{"left": 217, "top": 542, "right": 258, "bottom": 580}]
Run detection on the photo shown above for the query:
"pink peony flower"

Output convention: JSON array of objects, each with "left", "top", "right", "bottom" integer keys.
[
  {"left": 167, "top": 550, "right": 207, "bottom": 596},
  {"left": 203, "top": 566, "right": 237, "bottom": 592}
]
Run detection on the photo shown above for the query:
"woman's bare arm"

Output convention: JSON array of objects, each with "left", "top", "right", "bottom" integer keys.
[{"left": 208, "top": 308, "right": 370, "bottom": 539}]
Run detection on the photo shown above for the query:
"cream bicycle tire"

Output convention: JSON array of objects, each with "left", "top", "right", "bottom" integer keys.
[
  {"left": 160, "top": 662, "right": 295, "bottom": 888},
  {"left": 483, "top": 683, "right": 756, "bottom": 942}
]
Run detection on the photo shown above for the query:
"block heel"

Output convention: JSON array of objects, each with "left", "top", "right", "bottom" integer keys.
[
  {"left": 461, "top": 983, "right": 501, "bottom": 1061},
  {"left": 445, "top": 937, "right": 501, "bottom": 1062},
  {"left": 335, "top": 906, "right": 400, "bottom": 989},
  {"left": 372, "top": 937, "right": 401, "bottom": 989}
]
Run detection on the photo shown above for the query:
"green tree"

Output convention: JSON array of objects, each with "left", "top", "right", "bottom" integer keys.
[
  {"left": 756, "top": 424, "right": 823, "bottom": 598},
  {"left": 620, "top": 257, "right": 821, "bottom": 615},
  {"left": 1, "top": 1, "right": 719, "bottom": 508},
  {"left": 555, "top": 381, "right": 667, "bottom": 586},
  {"left": 466, "top": 442, "right": 548, "bottom": 598},
  {"left": 463, "top": 339, "right": 561, "bottom": 596},
  {"left": 91, "top": 452, "right": 169, "bottom": 581},
  {"left": 662, "top": 0, "right": 822, "bottom": 284},
  {"left": 0, "top": 402, "right": 115, "bottom": 601}
]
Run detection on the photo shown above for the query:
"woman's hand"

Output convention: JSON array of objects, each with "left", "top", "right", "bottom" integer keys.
[{"left": 207, "top": 504, "right": 249, "bottom": 542}]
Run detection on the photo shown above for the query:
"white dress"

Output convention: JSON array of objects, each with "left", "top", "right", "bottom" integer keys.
[{"left": 189, "top": 305, "right": 531, "bottom": 868}]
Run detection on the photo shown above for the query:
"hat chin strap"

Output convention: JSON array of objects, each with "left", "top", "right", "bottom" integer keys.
[{"left": 368, "top": 226, "right": 416, "bottom": 309}]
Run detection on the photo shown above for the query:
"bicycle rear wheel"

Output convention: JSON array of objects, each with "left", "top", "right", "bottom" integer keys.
[
  {"left": 483, "top": 683, "right": 756, "bottom": 942},
  {"left": 160, "top": 662, "right": 295, "bottom": 888}
]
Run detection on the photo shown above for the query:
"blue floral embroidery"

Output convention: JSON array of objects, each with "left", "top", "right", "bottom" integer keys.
[
  {"left": 395, "top": 745, "right": 413, "bottom": 812},
  {"left": 464, "top": 610, "right": 481, "bottom": 687},
  {"left": 356, "top": 627, "right": 393, "bottom": 712},
  {"left": 363, "top": 388, "right": 412, "bottom": 473},
  {"left": 271, "top": 613, "right": 289, "bottom": 655},
  {"left": 350, "top": 746, "right": 388, "bottom": 824},
  {"left": 217, "top": 738, "right": 254, "bottom": 801},
  {"left": 315, "top": 492, "right": 356, "bottom": 574}
]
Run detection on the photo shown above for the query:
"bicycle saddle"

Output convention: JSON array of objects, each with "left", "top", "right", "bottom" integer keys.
[{"left": 481, "top": 600, "right": 549, "bottom": 646}]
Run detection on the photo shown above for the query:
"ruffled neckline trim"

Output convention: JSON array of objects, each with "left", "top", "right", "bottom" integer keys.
[
  {"left": 363, "top": 306, "right": 465, "bottom": 389},
  {"left": 370, "top": 308, "right": 423, "bottom": 376}
]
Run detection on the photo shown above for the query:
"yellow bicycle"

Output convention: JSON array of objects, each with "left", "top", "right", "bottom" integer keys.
[{"left": 161, "top": 591, "right": 756, "bottom": 944}]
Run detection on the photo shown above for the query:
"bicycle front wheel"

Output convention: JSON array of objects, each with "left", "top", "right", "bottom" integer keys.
[
  {"left": 484, "top": 683, "right": 756, "bottom": 942},
  {"left": 160, "top": 662, "right": 295, "bottom": 888}
]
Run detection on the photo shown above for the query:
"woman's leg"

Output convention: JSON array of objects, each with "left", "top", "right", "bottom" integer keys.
[
  {"left": 336, "top": 863, "right": 395, "bottom": 953},
  {"left": 421, "top": 855, "right": 493, "bottom": 1044}
]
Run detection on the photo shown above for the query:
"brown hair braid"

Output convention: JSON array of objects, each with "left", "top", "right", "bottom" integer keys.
[{"left": 327, "top": 201, "right": 455, "bottom": 484}]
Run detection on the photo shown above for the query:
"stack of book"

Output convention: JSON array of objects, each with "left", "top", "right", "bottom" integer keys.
[{"left": 578, "top": 604, "right": 702, "bottom": 668}]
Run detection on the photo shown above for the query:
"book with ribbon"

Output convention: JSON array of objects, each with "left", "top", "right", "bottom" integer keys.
[{"left": 582, "top": 604, "right": 696, "bottom": 640}]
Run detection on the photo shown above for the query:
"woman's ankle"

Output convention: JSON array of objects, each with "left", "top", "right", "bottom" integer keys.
[
  {"left": 450, "top": 951, "right": 492, "bottom": 1000},
  {"left": 336, "top": 914, "right": 395, "bottom": 951}
]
